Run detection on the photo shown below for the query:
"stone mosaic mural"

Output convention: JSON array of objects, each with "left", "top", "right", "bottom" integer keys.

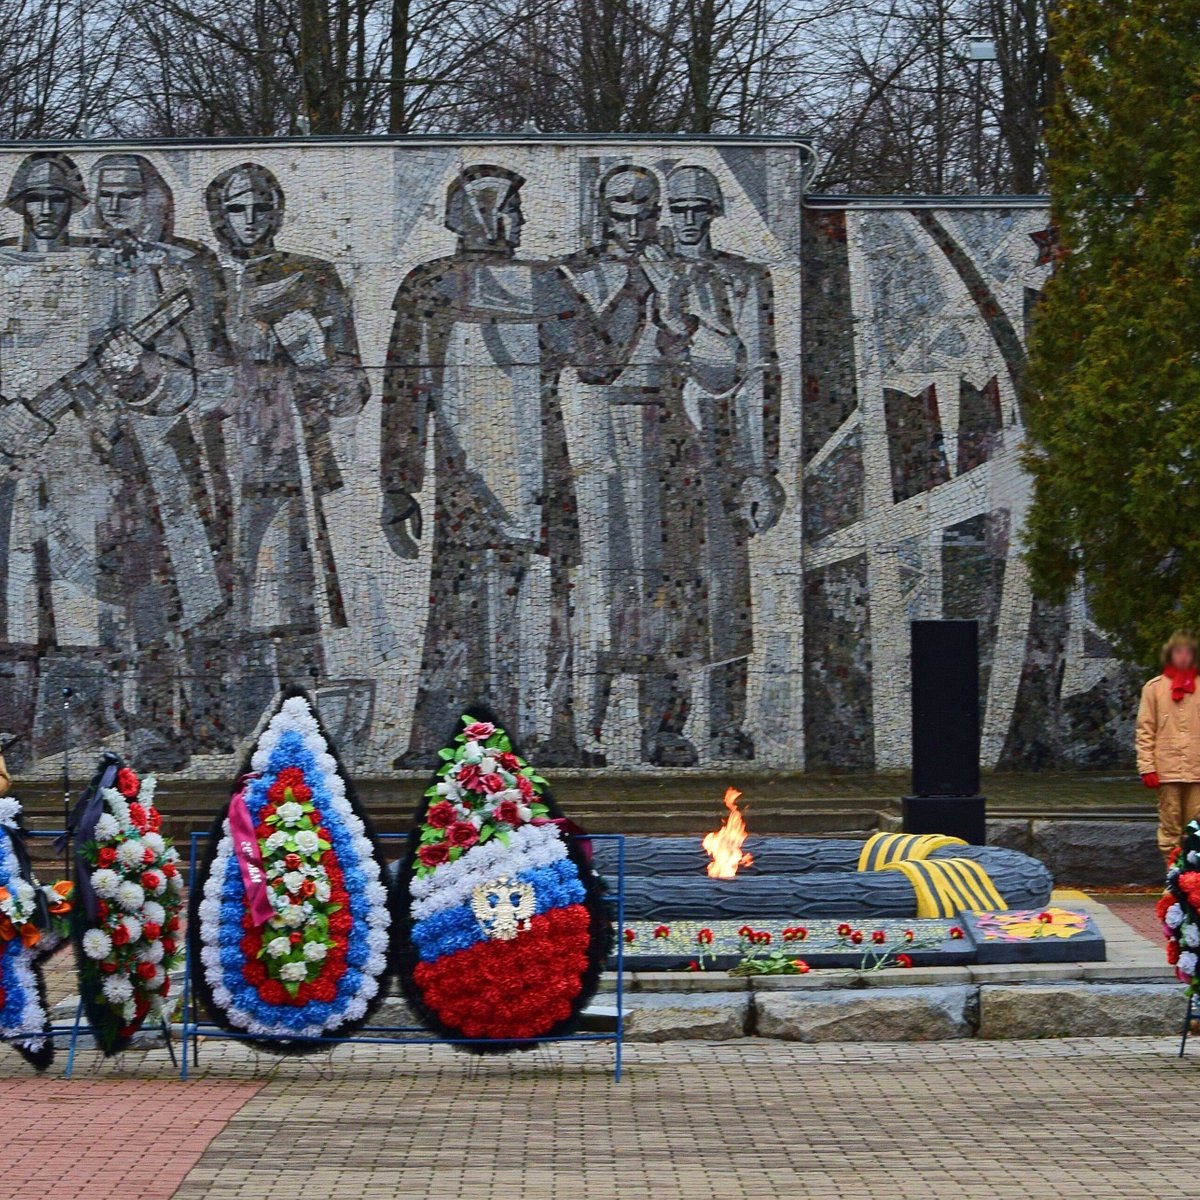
[{"left": 0, "top": 140, "right": 1134, "bottom": 777}]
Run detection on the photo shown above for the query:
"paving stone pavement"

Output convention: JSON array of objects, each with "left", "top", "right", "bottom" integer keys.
[{"left": 4, "top": 1035, "right": 1194, "bottom": 1200}]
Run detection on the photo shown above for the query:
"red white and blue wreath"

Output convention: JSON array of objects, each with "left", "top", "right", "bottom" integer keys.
[
  {"left": 72, "top": 757, "right": 184, "bottom": 1055},
  {"left": 1160, "top": 818, "right": 1200, "bottom": 989},
  {"left": 191, "top": 692, "right": 390, "bottom": 1047},
  {"left": 0, "top": 797, "right": 74, "bottom": 1070},
  {"left": 391, "top": 712, "right": 609, "bottom": 1049}
]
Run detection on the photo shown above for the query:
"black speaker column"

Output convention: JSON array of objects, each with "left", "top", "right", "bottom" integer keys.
[{"left": 901, "top": 619, "right": 987, "bottom": 844}]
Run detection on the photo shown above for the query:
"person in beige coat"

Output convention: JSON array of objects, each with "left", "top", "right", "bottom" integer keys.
[
  {"left": 0, "top": 752, "right": 10, "bottom": 797},
  {"left": 1137, "top": 630, "right": 1200, "bottom": 865}
]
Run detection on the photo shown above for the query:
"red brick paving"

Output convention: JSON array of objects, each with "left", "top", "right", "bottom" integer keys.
[
  {"left": 1097, "top": 893, "right": 1164, "bottom": 944},
  {"left": 0, "top": 1078, "right": 261, "bottom": 1200}
]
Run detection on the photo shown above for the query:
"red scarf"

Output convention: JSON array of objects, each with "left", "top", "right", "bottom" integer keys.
[{"left": 1165, "top": 664, "right": 1198, "bottom": 703}]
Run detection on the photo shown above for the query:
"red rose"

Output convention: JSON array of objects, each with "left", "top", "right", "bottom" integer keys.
[
  {"left": 136, "top": 961, "right": 157, "bottom": 980},
  {"left": 446, "top": 822, "right": 479, "bottom": 849},
  {"left": 143, "top": 921, "right": 162, "bottom": 941},
  {"left": 116, "top": 767, "right": 139, "bottom": 798},
  {"left": 418, "top": 842, "right": 450, "bottom": 868},
  {"left": 289, "top": 932, "right": 303, "bottom": 945},
  {"left": 463, "top": 721, "right": 496, "bottom": 741},
  {"left": 426, "top": 802, "right": 457, "bottom": 829},
  {"left": 496, "top": 752, "right": 522, "bottom": 772},
  {"left": 96, "top": 900, "right": 109, "bottom": 918},
  {"left": 516, "top": 774, "right": 536, "bottom": 800},
  {"left": 256, "top": 823, "right": 272, "bottom": 839},
  {"left": 870, "top": 930, "right": 886, "bottom": 944},
  {"left": 128, "top": 803, "right": 148, "bottom": 831},
  {"left": 97, "top": 847, "right": 116, "bottom": 867},
  {"left": 493, "top": 800, "right": 523, "bottom": 826},
  {"left": 166, "top": 916, "right": 181, "bottom": 932},
  {"left": 160, "top": 977, "right": 170, "bottom": 996},
  {"left": 141, "top": 872, "right": 161, "bottom": 891},
  {"left": 139, "top": 847, "right": 154, "bottom": 865},
  {"left": 163, "top": 862, "right": 177, "bottom": 879},
  {"left": 479, "top": 773, "right": 506, "bottom": 795},
  {"left": 285, "top": 853, "right": 302, "bottom": 870},
  {"left": 162, "top": 938, "right": 176, "bottom": 954},
  {"left": 456, "top": 763, "right": 483, "bottom": 790},
  {"left": 111, "top": 924, "right": 130, "bottom": 946},
  {"left": 134, "top": 995, "right": 150, "bottom": 1018},
  {"left": 100, "top": 961, "right": 117, "bottom": 974}
]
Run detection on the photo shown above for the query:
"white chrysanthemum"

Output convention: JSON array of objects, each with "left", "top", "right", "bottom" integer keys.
[
  {"left": 94, "top": 813, "right": 121, "bottom": 842},
  {"left": 82, "top": 928, "right": 112, "bottom": 960},
  {"left": 1168, "top": 904, "right": 1185, "bottom": 929},
  {"left": 313, "top": 879, "right": 331, "bottom": 903},
  {"left": 147, "top": 965, "right": 166, "bottom": 990},
  {"left": 302, "top": 940, "right": 327, "bottom": 962},
  {"left": 91, "top": 868, "right": 120, "bottom": 899},
  {"left": 122, "top": 916, "right": 143, "bottom": 943},
  {"left": 102, "top": 976, "right": 134, "bottom": 1004},
  {"left": 142, "top": 900, "right": 166, "bottom": 926},
  {"left": 139, "top": 775, "right": 157, "bottom": 805},
  {"left": 140, "top": 940, "right": 164, "bottom": 964},
  {"left": 1180, "top": 950, "right": 1198, "bottom": 978},
  {"left": 280, "top": 905, "right": 306, "bottom": 928},
  {"left": 283, "top": 871, "right": 305, "bottom": 892},
  {"left": 116, "top": 880, "right": 145, "bottom": 912},
  {"left": 279, "top": 960, "right": 308, "bottom": 982},
  {"left": 266, "top": 936, "right": 291, "bottom": 958},
  {"left": 293, "top": 830, "right": 320, "bottom": 855},
  {"left": 1185, "top": 923, "right": 1200, "bottom": 949},
  {"left": 263, "top": 831, "right": 287, "bottom": 853},
  {"left": 142, "top": 832, "right": 166, "bottom": 857},
  {"left": 167, "top": 873, "right": 183, "bottom": 894},
  {"left": 117, "top": 839, "right": 146, "bottom": 870},
  {"left": 275, "top": 801, "right": 304, "bottom": 826}
]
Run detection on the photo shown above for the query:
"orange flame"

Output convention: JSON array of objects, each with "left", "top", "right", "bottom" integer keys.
[{"left": 702, "top": 787, "right": 754, "bottom": 879}]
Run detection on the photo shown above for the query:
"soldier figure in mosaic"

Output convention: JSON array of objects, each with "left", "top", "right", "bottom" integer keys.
[
  {"left": 663, "top": 164, "right": 784, "bottom": 760},
  {"left": 555, "top": 164, "right": 748, "bottom": 766},
  {"left": 382, "top": 164, "right": 614, "bottom": 765},
  {"left": 206, "top": 162, "right": 371, "bottom": 728}
]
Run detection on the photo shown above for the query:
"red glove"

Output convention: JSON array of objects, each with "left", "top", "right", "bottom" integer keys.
[{"left": 1142, "top": 772, "right": 1161, "bottom": 789}]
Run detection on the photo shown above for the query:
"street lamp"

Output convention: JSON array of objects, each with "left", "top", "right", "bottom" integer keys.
[{"left": 962, "top": 34, "right": 998, "bottom": 191}]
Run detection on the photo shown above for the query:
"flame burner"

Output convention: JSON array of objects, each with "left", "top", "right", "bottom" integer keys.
[{"left": 701, "top": 788, "right": 754, "bottom": 879}]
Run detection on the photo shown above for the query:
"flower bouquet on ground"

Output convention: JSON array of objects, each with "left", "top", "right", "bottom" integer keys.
[
  {"left": 0, "top": 796, "right": 74, "bottom": 1070},
  {"left": 191, "top": 690, "right": 390, "bottom": 1050},
  {"left": 391, "top": 710, "right": 610, "bottom": 1051},
  {"left": 72, "top": 754, "right": 183, "bottom": 1055},
  {"left": 1159, "top": 819, "right": 1200, "bottom": 990}
]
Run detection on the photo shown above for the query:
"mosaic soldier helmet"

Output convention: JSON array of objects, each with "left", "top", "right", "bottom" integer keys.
[
  {"left": 205, "top": 162, "right": 285, "bottom": 256},
  {"left": 89, "top": 153, "right": 175, "bottom": 242},
  {"left": 665, "top": 164, "right": 725, "bottom": 215},
  {"left": 4, "top": 151, "right": 87, "bottom": 215},
  {"left": 444, "top": 165, "right": 525, "bottom": 247},
  {"left": 596, "top": 164, "right": 660, "bottom": 250}
]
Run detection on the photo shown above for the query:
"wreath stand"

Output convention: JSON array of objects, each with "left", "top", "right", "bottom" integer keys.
[{"left": 177, "top": 831, "right": 627, "bottom": 1082}]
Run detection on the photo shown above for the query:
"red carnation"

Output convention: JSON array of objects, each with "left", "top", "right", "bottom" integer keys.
[
  {"left": 1168, "top": 939, "right": 1182, "bottom": 964},
  {"left": 111, "top": 924, "right": 130, "bottom": 947},
  {"left": 496, "top": 752, "right": 522, "bottom": 772},
  {"left": 258, "top": 980, "right": 288, "bottom": 1005},
  {"left": 285, "top": 852, "right": 302, "bottom": 870},
  {"left": 166, "top": 915, "right": 181, "bottom": 932},
  {"left": 97, "top": 847, "right": 116, "bottom": 867},
  {"left": 653, "top": 925, "right": 671, "bottom": 939},
  {"left": 1157, "top": 894, "right": 1175, "bottom": 921},
  {"left": 895, "top": 953, "right": 914, "bottom": 968},
  {"left": 493, "top": 800, "right": 523, "bottom": 827},
  {"left": 256, "top": 823, "right": 272, "bottom": 839},
  {"left": 289, "top": 932, "right": 303, "bottom": 945},
  {"left": 96, "top": 900, "right": 109, "bottom": 918},
  {"left": 696, "top": 928, "right": 714, "bottom": 945},
  {"left": 624, "top": 929, "right": 636, "bottom": 944},
  {"left": 948, "top": 926, "right": 965, "bottom": 940},
  {"left": 128, "top": 802, "right": 148, "bottom": 831},
  {"left": 426, "top": 801, "right": 457, "bottom": 829},
  {"left": 136, "top": 961, "right": 157, "bottom": 981},
  {"left": 456, "top": 763, "right": 483, "bottom": 790},
  {"left": 143, "top": 921, "right": 162, "bottom": 941},
  {"left": 738, "top": 925, "right": 754, "bottom": 938},
  {"left": 516, "top": 774, "right": 536, "bottom": 800},
  {"left": 903, "top": 930, "right": 915, "bottom": 942},
  {"left": 163, "top": 862, "right": 177, "bottom": 879},
  {"left": 115, "top": 767, "right": 139, "bottom": 798},
  {"left": 147, "top": 809, "right": 162, "bottom": 833},
  {"left": 446, "top": 822, "right": 479, "bottom": 849},
  {"left": 243, "top": 960, "right": 267, "bottom": 985},
  {"left": 793, "top": 960, "right": 811, "bottom": 974},
  {"left": 686, "top": 961, "right": 701, "bottom": 972},
  {"left": 141, "top": 871, "right": 161, "bottom": 891},
  {"left": 478, "top": 772, "right": 506, "bottom": 795},
  {"left": 849, "top": 930, "right": 864, "bottom": 945},
  {"left": 463, "top": 721, "right": 496, "bottom": 741},
  {"left": 312, "top": 979, "right": 338, "bottom": 1003},
  {"left": 100, "top": 961, "right": 117, "bottom": 974},
  {"left": 870, "top": 930, "right": 886, "bottom": 944},
  {"left": 418, "top": 841, "right": 450, "bottom": 869},
  {"left": 837, "top": 923, "right": 852, "bottom": 937},
  {"left": 162, "top": 937, "right": 176, "bottom": 954}
]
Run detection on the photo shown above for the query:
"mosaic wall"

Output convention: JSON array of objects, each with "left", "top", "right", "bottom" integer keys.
[{"left": 0, "top": 140, "right": 1135, "bottom": 777}]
